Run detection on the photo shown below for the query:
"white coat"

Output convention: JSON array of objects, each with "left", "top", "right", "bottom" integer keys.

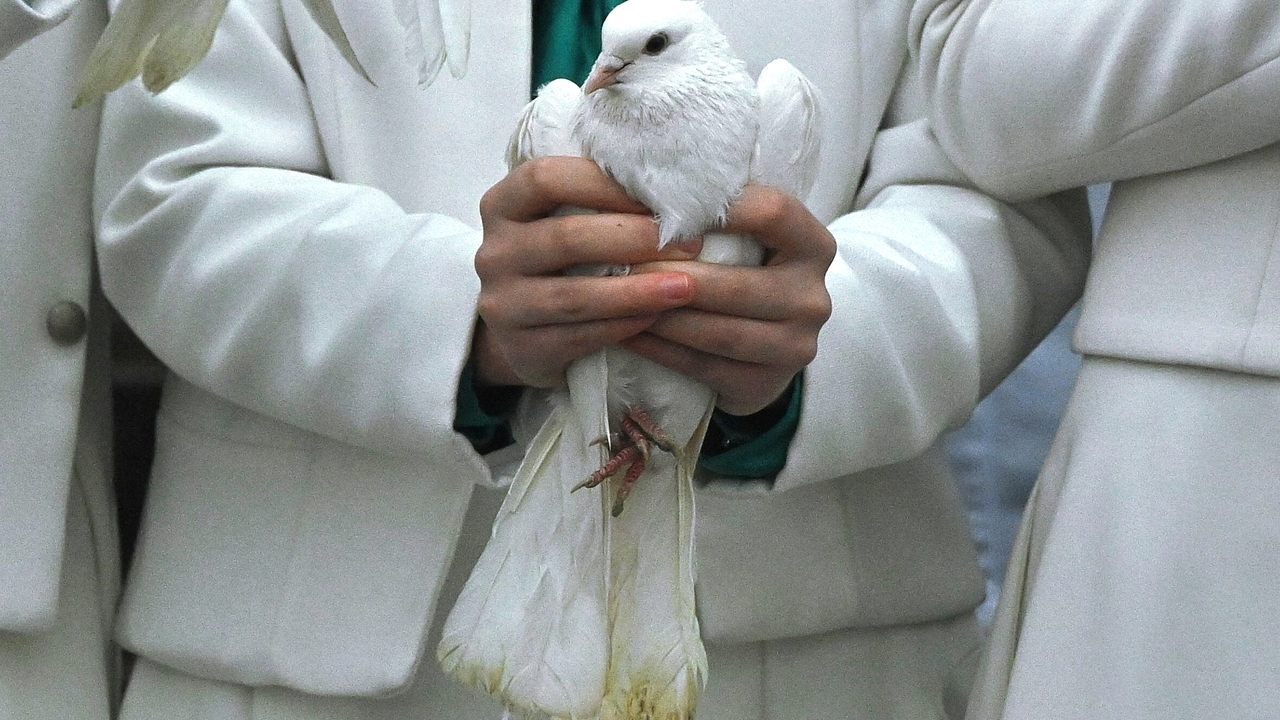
[
  {"left": 914, "top": 0, "right": 1280, "bottom": 717},
  {"left": 94, "top": 0, "right": 1091, "bottom": 707},
  {"left": 1, "top": 0, "right": 119, "bottom": 716}
]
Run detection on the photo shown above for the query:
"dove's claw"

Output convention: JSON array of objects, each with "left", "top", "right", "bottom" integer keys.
[
  {"left": 574, "top": 444, "right": 643, "bottom": 492},
  {"left": 576, "top": 406, "right": 679, "bottom": 511},
  {"left": 625, "top": 406, "right": 678, "bottom": 456},
  {"left": 611, "top": 458, "right": 647, "bottom": 517},
  {"left": 589, "top": 432, "right": 624, "bottom": 451},
  {"left": 619, "top": 414, "right": 652, "bottom": 462}
]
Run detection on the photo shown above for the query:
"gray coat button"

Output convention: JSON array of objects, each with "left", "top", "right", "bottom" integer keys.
[{"left": 46, "top": 301, "right": 88, "bottom": 346}]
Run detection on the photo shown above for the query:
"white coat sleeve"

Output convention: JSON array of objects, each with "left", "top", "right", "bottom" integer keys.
[
  {"left": 771, "top": 116, "right": 1091, "bottom": 493},
  {"left": 0, "top": 0, "right": 78, "bottom": 57},
  {"left": 94, "top": 0, "right": 484, "bottom": 461},
  {"left": 911, "top": 0, "right": 1280, "bottom": 200}
]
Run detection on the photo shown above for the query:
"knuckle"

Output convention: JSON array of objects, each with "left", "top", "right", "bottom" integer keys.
[
  {"left": 475, "top": 293, "right": 503, "bottom": 323},
  {"left": 794, "top": 337, "right": 819, "bottom": 367},
  {"left": 525, "top": 157, "right": 564, "bottom": 197},
  {"left": 805, "top": 290, "right": 834, "bottom": 323},
  {"left": 754, "top": 191, "right": 793, "bottom": 227},
  {"left": 472, "top": 242, "right": 508, "bottom": 280},
  {"left": 478, "top": 185, "right": 501, "bottom": 220},
  {"left": 817, "top": 228, "right": 838, "bottom": 264},
  {"left": 546, "top": 284, "right": 590, "bottom": 322}
]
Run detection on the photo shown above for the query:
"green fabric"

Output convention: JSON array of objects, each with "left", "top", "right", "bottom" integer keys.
[
  {"left": 453, "top": 360, "right": 521, "bottom": 454},
  {"left": 701, "top": 375, "right": 803, "bottom": 479},
  {"left": 531, "top": 0, "right": 626, "bottom": 96}
]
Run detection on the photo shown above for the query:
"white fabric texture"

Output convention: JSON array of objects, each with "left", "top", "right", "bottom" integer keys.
[
  {"left": 121, "top": 482, "right": 980, "bottom": 720},
  {"left": 910, "top": 0, "right": 1280, "bottom": 717},
  {"left": 0, "top": 0, "right": 109, "bottom": 633},
  {"left": 93, "top": 0, "right": 1089, "bottom": 708},
  {"left": 0, "top": 2, "right": 120, "bottom": 717},
  {"left": 121, "top": 616, "right": 981, "bottom": 720},
  {"left": 0, "top": 0, "right": 79, "bottom": 57},
  {"left": 969, "top": 358, "right": 1280, "bottom": 720},
  {"left": 0, "top": 473, "right": 119, "bottom": 720}
]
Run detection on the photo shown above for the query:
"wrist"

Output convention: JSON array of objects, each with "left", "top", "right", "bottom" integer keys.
[{"left": 471, "top": 320, "right": 523, "bottom": 388}]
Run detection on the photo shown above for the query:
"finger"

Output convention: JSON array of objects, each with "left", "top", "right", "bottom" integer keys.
[
  {"left": 635, "top": 261, "right": 828, "bottom": 322},
  {"left": 620, "top": 333, "right": 787, "bottom": 415},
  {"left": 481, "top": 156, "right": 649, "bottom": 222},
  {"left": 513, "top": 315, "right": 663, "bottom": 387},
  {"left": 720, "top": 184, "right": 836, "bottom": 264},
  {"left": 521, "top": 213, "right": 702, "bottom": 275},
  {"left": 482, "top": 271, "right": 694, "bottom": 327},
  {"left": 644, "top": 309, "right": 817, "bottom": 368}
]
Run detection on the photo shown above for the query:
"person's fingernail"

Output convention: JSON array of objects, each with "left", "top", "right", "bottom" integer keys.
[
  {"left": 658, "top": 274, "right": 691, "bottom": 300},
  {"left": 663, "top": 238, "right": 702, "bottom": 259}
]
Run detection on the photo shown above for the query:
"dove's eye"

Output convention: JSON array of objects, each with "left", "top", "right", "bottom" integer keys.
[{"left": 643, "top": 33, "right": 670, "bottom": 55}]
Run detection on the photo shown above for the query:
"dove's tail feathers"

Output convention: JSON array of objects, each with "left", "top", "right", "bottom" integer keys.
[
  {"left": 75, "top": 0, "right": 370, "bottom": 108},
  {"left": 508, "top": 79, "right": 585, "bottom": 169},
  {"left": 598, "top": 401, "right": 711, "bottom": 720},
  {"left": 438, "top": 403, "right": 611, "bottom": 719},
  {"left": 752, "top": 58, "right": 824, "bottom": 200}
]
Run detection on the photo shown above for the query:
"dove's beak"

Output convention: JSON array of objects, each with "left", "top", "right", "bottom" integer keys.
[{"left": 584, "top": 55, "right": 628, "bottom": 94}]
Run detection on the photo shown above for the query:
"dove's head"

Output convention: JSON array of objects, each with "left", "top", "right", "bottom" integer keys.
[{"left": 583, "top": 0, "right": 736, "bottom": 97}]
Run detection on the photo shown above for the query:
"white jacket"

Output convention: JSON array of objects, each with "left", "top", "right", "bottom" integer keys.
[
  {"left": 914, "top": 0, "right": 1280, "bottom": 375},
  {"left": 0, "top": 0, "right": 115, "bottom": 633},
  {"left": 95, "top": 0, "right": 1090, "bottom": 697}
]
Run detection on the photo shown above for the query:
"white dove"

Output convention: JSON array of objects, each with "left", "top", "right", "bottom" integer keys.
[
  {"left": 74, "top": 0, "right": 469, "bottom": 107},
  {"left": 439, "top": 3, "right": 821, "bottom": 720}
]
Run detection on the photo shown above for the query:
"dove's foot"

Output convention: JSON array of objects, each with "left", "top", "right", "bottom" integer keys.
[{"left": 571, "top": 406, "right": 680, "bottom": 516}]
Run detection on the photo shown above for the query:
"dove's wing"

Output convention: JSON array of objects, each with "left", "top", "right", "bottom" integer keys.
[
  {"left": 507, "top": 79, "right": 585, "bottom": 169},
  {"left": 75, "top": 0, "right": 369, "bottom": 107},
  {"left": 751, "top": 58, "right": 823, "bottom": 200},
  {"left": 74, "top": 0, "right": 471, "bottom": 105},
  {"left": 440, "top": 74, "right": 612, "bottom": 720}
]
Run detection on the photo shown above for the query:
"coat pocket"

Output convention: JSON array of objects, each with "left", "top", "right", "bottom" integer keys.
[{"left": 116, "top": 382, "right": 475, "bottom": 697}]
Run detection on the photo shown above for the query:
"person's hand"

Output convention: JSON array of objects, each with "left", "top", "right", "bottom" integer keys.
[
  {"left": 473, "top": 156, "right": 703, "bottom": 389},
  {"left": 622, "top": 184, "right": 835, "bottom": 415}
]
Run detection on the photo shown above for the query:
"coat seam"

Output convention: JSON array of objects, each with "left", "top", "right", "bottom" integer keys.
[
  {"left": 983, "top": 53, "right": 1280, "bottom": 188},
  {"left": 1241, "top": 196, "right": 1280, "bottom": 364}
]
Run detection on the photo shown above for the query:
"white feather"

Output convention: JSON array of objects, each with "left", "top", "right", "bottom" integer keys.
[
  {"left": 75, "top": 0, "right": 373, "bottom": 108},
  {"left": 508, "top": 79, "right": 585, "bottom": 168},
  {"left": 440, "top": 80, "right": 609, "bottom": 720},
  {"left": 437, "top": 392, "right": 612, "bottom": 719},
  {"left": 439, "top": 0, "right": 472, "bottom": 79},
  {"left": 393, "top": 0, "right": 447, "bottom": 86},
  {"left": 393, "top": 0, "right": 470, "bottom": 86},
  {"left": 76, "top": 0, "right": 471, "bottom": 106}
]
